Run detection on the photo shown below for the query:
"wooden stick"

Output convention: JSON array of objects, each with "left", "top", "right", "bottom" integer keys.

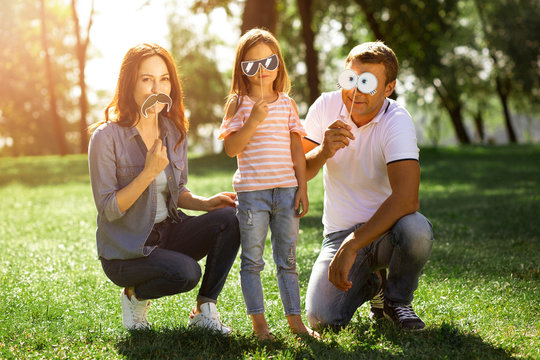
[
  {"left": 260, "top": 67, "right": 263, "bottom": 100},
  {"left": 348, "top": 87, "right": 357, "bottom": 123}
]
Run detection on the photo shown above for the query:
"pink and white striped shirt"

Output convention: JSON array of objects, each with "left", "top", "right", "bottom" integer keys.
[{"left": 218, "top": 93, "right": 306, "bottom": 192}]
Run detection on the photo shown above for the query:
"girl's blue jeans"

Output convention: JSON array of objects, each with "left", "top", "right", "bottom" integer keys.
[
  {"left": 305, "top": 212, "right": 434, "bottom": 330},
  {"left": 236, "top": 187, "right": 302, "bottom": 316}
]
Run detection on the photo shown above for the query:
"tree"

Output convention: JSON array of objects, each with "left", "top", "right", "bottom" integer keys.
[
  {"left": 296, "top": 0, "right": 320, "bottom": 105},
  {"left": 475, "top": 0, "right": 540, "bottom": 143},
  {"left": 241, "top": 0, "right": 278, "bottom": 34},
  {"left": 0, "top": 0, "right": 75, "bottom": 156},
  {"left": 40, "top": 0, "right": 68, "bottom": 155},
  {"left": 167, "top": 10, "right": 227, "bottom": 151},
  {"left": 71, "top": 0, "right": 95, "bottom": 153},
  {"left": 351, "top": 0, "right": 472, "bottom": 144}
]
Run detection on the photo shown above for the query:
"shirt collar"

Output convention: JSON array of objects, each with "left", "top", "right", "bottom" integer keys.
[
  {"left": 126, "top": 125, "right": 139, "bottom": 140},
  {"left": 125, "top": 114, "right": 170, "bottom": 141},
  {"left": 339, "top": 98, "right": 390, "bottom": 128}
]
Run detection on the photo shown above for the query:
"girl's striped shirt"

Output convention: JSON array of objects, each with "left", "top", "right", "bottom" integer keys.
[{"left": 218, "top": 93, "right": 306, "bottom": 192}]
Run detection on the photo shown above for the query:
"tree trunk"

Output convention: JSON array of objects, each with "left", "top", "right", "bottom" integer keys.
[
  {"left": 40, "top": 0, "right": 67, "bottom": 155},
  {"left": 448, "top": 103, "right": 471, "bottom": 144},
  {"left": 434, "top": 85, "right": 471, "bottom": 144},
  {"left": 241, "top": 0, "right": 277, "bottom": 34},
  {"left": 475, "top": 1, "right": 518, "bottom": 144},
  {"left": 495, "top": 76, "right": 517, "bottom": 143},
  {"left": 354, "top": 0, "right": 385, "bottom": 42},
  {"left": 297, "top": 0, "right": 319, "bottom": 105},
  {"left": 474, "top": 109, "right": 485, "bottom": 143},
  {"left": 71, "top": 0, "right": 94, "bottom": 153}
]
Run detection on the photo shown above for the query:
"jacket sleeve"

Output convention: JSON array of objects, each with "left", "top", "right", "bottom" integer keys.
[{"left": 88, "top": 127, "right": 126, "bottom": 222}]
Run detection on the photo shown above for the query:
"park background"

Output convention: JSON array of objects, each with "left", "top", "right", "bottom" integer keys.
[
  {"left": 0, "top": 0, "right": 539, "bottom": 359},
  {"left": 0, "top": 0, "right": 539, "bottom": 155}
]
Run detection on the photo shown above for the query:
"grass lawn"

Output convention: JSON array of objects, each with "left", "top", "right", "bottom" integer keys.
[{"left": 0, "top": 145, "right": 538, "bottom": 359}]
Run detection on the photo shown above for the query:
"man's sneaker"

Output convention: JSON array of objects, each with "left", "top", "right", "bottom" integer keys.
[
  {"left": 369, "top": 288, "right": 385, "bottom": 320},
  {"left": 369, "top": 269, "right": 386, "bottom": 320},
  {"left": 188, "top": 302, "right": 232, "bottom": 335},
  {"left": 383, "top": 301, "right": 425, "bottom": 331},
  {"left": 120, "top": 289, "right": 151, "bottom": 330}
]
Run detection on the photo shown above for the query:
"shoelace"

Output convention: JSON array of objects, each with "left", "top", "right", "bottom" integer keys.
[
  {"left": 370, "top": 289, "right": 384, "bottom": 308},
  {"left": 130, "top": 299, "right": 149, "bottom": 323},
  {"left": 394, "top": 304, "right": 419, "bottom": 320},
  {"left": 205, "top": 310, "right": 228, "bottom": 330}
]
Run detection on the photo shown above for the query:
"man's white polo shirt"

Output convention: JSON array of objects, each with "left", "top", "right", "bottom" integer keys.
[{"left": 303, "top": 90, "right": 419, "bottom": 235}]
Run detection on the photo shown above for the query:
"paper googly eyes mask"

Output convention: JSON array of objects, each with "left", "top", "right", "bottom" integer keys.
[
  {"left": 337, "top": 69, "right": 378, "bottom": 95},
  {"left": 241, "top": 54, "right": 279, "bottom": 77},
  {"left": 141, "top": 92, "right": 172, "bottom": 118}
]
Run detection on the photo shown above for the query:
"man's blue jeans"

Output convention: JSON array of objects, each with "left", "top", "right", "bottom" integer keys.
[
  {"left": 236, "top": 187, "right": 302, "bottom": 316},
  {"left": 305, "top": 212, "right": 434, "bottom": 330}
]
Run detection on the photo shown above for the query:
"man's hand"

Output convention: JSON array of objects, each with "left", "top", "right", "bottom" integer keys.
[
  {"left": 328, "top": 234, "right": 357, "bottom": 291},
  {"left": 205, "top": 192, "right": 237, "bottom": 211},
  {"left": 321, "top": 120, "right": 355, "bottom": 159}
]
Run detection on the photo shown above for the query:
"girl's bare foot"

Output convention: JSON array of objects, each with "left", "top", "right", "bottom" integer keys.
[
  {"left": 287, "top": 314, "right": 321, "bottom": 339},
  {"left": 255, "top": 331, "right": 275, "bottom": 340},
  {"left": 251, "top": 313, "right": 275, "bottom": 340}
]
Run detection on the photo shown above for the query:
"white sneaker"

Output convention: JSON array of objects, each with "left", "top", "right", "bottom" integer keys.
[
  {"left": 188, "top": 302, "right": 232, "bottom": 335},
  {"left": 120, "top": 289, "right": 151, "bottom": 330}
]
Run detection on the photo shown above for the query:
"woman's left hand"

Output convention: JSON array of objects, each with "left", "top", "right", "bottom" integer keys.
[{"left": 205, "top": 192, "right": 237, "bottom": 211}]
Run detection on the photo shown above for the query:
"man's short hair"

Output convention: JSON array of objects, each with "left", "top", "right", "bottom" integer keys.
[{"left": 345, "top": 41, "right": 398, "bottom": 84}]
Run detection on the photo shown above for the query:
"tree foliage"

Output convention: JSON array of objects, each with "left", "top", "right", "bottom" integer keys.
[
  {"left": 0, "top": 0, "right": 76, "bottom": 156},
  {"left": 167, "top": 9, "right": 228, "bottom": 150},
  {"left": 1, "top": 0, "right": 538, "bottom": 156}
]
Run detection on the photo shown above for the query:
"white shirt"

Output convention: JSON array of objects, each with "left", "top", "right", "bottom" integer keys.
[
  {"left": 154, "top": 170, "right": 169, "bottom": 224},
  {"left": 303, "top": 90, "right": 419, "bottom": 235}
]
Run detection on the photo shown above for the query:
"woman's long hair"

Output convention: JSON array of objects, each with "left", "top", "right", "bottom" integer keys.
[{"left": 90, "top": 43, "right": 188, "bottom": 148}]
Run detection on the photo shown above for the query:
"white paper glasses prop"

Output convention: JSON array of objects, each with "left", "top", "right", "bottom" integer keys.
[
  {"left": 241, "top": 54, "right": 279, "bottom": 99},
  {"left": 337, "top": 69, "right": 378, "bottom": 122},
  {"left": 337, "top": 69, "right": 378, "bottom": 95},
  {"left": 141, "top": 92, "right": 172, "bottom": 138}
]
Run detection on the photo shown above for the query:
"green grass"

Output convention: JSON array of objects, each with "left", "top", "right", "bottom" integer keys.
[{"left": 0, "top": 146, "right": 538, "bottom": 359}]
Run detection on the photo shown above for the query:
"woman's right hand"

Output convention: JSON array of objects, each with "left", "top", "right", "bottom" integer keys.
[
  {"left": 144, "top": 139, "right": 169, "bottom": 177},
  {"left": 115, "top": 139, "right": 169, "bottom": 214}
]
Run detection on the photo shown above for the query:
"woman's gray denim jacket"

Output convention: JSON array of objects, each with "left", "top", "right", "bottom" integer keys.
[{"left": 88, "top": 116, "right": 188, "bottom": 260}]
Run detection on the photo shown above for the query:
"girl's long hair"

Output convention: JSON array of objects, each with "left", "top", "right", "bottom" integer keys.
[
  {"left": 225, "top": 28, "right": 290, "bottom": 118},
  {"left": 89, "top": 43, "right": 188, "bottom": 149}
]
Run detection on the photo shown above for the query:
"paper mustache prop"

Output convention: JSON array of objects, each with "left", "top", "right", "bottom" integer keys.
[
  {"left": 241, "top": 54, "right": 279, "bottom": 100},
  {"left": 141, "top": 92, "right": 172, "bottom": 118}
]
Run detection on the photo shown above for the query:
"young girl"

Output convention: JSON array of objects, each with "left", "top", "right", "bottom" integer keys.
[{"left": 218, "top": 29, "right": 317, "bottom": 340}]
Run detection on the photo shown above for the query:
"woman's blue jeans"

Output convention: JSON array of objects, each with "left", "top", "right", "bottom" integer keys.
[
  {"left": 100, "top": 207, "right": 240, "bottom": 303},
  {"left": 305, "top": 212, "right": 434, "bottom": 330},
  {"left": 236, "top": 187, "right": 302, "bottom": 316}
]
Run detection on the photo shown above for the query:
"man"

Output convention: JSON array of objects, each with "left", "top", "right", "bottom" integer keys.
[{"left": 303, "top": 41, "right": 434, "bottom": 331}]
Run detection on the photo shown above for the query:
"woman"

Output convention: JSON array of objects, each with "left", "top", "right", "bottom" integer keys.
[{"left": 88, "top": 43, "right": 240, "bottom": 333}]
